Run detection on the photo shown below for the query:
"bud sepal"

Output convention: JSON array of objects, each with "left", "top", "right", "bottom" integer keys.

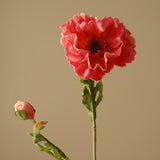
[{"left": 15, "top": 110, "right": 30, "bottom": 120}]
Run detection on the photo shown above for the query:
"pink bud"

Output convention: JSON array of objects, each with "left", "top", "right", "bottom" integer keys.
[{"left": 15, "top": 101, "right": 35, "bottom": 120}]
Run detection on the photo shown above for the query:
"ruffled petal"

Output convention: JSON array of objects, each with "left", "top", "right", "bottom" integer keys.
[
  {"left": 88, "top": 54, "right": 107, "bottom": 71},
  {"left": 105, "top": 60, "right": 114, "bottom": 73},
  {"left": 66, "top": 52, "right": 84, "bottom": 66},
  {"left": 80, "top": 13, "right": 97, "bottom": 22},
  {"left": 110, "top": 41, "right": 123, "bottom": 56},
  {"left": 73, "top": 14, "right": 84, "bottom": 23},
  {"left": 106, "top": 26, "right": 124, "bottom": 44},
  {"left": 110, "top": 32, "right": 136, "bottom": 66},
  {"left": 61, "top": 23, "right": 71, "bottom": 36},
  {"left": 61, "top": 34, "right": 78, "bottom": 55},
  {"left": 61, "top": 34, "right": 88, "bottom": 56},
  {"left": 74, "top": 60, "right": 92, "bottom": 80},
  {"left": 97, "top": 17, "right": 113, "bottom": 32},
  {"left": 90, "top": 66, "right": 105, "bottom": 81},
  {"left": 77, "top": 20, "right": 98, "bottom": 37}
]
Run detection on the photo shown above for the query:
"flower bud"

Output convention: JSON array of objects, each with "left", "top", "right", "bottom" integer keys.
[{"left": 14, "top": 101, "right": 35, "bottom": 120}]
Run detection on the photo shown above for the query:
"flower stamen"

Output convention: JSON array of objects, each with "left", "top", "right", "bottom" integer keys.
[{"left": 89, "top": 41, "right": 102, "bottom": 54}]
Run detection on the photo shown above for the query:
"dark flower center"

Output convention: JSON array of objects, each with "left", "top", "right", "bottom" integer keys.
[{"left": 89, "top": 41, "right": 102, "bottom": 54}]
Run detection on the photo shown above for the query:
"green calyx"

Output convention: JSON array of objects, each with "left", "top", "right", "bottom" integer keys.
[{"left": 15, "top": 110, "right": 29, "bottom": 120}]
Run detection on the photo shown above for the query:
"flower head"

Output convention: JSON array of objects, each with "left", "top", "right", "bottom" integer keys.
[
  {"left": 61, "top": 13, "right": 136, "bottom": 81},
  {"left": 14, "top": 101, "right": 35, "bottom": 120}
]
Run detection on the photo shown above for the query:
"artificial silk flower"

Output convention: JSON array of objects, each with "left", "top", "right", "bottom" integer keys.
[
  {"left": 61, "top": 13, "right": 136, "bottom": 81},
  {"left": 14, "top": 14, "right": 136, "bottom": 160},
  {"left": 15, "top": 101, "right": 35, "bottom": 120}
]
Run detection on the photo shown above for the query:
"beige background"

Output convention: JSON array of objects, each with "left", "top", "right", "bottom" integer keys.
[{"left": 1, "top": 0, "right": 160, "bottom": 160}]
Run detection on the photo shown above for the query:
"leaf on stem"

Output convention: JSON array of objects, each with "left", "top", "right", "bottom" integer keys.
[
  {"left": 31, "top": 121, "right": 69, "bottom": 160},
  {"left": 80, "top": 78, "right": 90, "bottom": 85},
  {"left": 81, "top": 79, "right": 103, "bottom": 118},
  {"left": 94, "top": 81, "right": 103, "bottom": 108},
  {"left": 81, "top": 86, "right": 93, "bottom": 117}
]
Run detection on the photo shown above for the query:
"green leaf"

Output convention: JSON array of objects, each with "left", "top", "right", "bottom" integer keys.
[
  {"left": 30, "top": 122, "right": 70, "bottom": 160},
  {"left": 36, "top": 135, "right": 69, "bottom": 160},
  {"left": 82, "top": 86, "right": 92, "bottom": 112},
  {"left": 29, "top": 132, "right": 33, "bottom": 136},
  {"left": 81, "top": 80, "right": 103, "bottom": 117},
  {"left": 33, "top": 133, "right": 46, "bottom": 144},
  {"left": 44, "top": 142, "right": 66, "bottom": 159},
  {"left": 80, "top": 78, "right": 90, "bottom": 85},
  {"left": 94, "top": 81, "right": 103, "bottom": 108},
  {"left": 15, "top": 110, "right": 29, "bottom": 120},
  {"left": 34, "top": 125, "right": 46, "bottom": 136},
  {"left": 33, "top": 124, "right": 47, "bottom": 144}
]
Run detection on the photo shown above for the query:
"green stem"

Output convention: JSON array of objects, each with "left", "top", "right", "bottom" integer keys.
[
  {"left": 92, "top": 111, "right": 96, "bottom": 160},
  {"left": 89, "top": 80, "right": 97, "bottom": 160}
]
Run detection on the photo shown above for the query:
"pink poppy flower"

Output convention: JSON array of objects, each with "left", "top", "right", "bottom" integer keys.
[
  {"left": 61, "top": 13, "right": 136, "bottom": 81},
  {"left": 15, "top": 101, "right": 35, "bottom": 119}
]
